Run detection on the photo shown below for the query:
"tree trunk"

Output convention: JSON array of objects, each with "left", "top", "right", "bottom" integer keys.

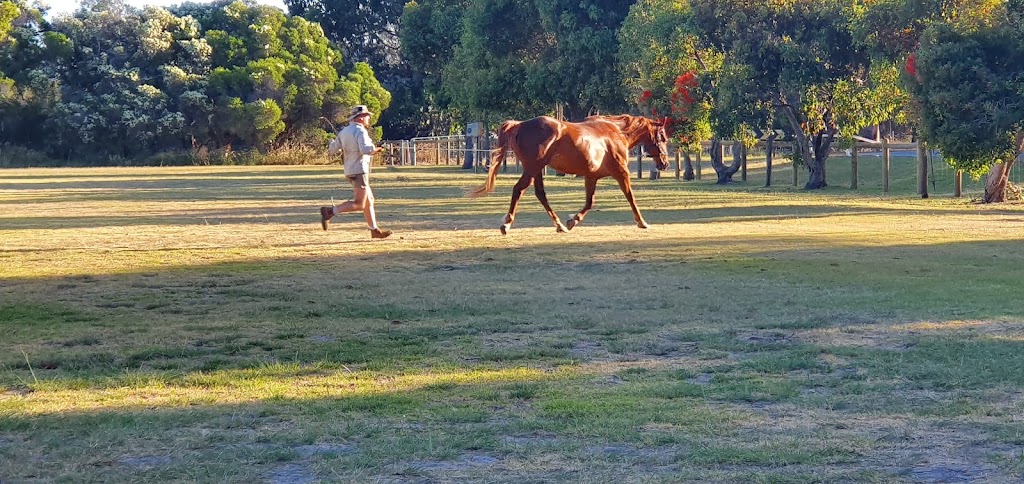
[
  {"left": 805, "top": 156, "right": 827, "bottom": 189},
  {"left": 682, "top": 151, "right": 695, "bottom": 180},
  {"left": 709, "top": 138, "right": 741, "bottom": 184},
  {"left": 983, "top": 132, "right": 1024, "bottom": 202},
  {"left": 764, "top": 136, "right": 776, "bottom": 187},
  {"left": 983, "top": 160, "right": 1015, "bottom": 202},
  {"left": 803, "top": 130, "right": 833, "bottom": 190}
]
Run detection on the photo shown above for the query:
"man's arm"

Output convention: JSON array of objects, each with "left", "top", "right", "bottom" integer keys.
[{"left": 356, "top": 126, "right": 384, "bottom": 155}]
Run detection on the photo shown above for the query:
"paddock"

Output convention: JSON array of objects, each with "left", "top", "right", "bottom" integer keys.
[{"left": 2, "top": 163, "right": 1023, "bottom": 482}]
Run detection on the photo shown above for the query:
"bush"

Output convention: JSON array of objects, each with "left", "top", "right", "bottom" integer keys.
[
  {"left": 0, "top": 143, "right": 336, "bottom": 167},
  {"left": 0, "top": 144, "right": 62, "bottom": 167}
]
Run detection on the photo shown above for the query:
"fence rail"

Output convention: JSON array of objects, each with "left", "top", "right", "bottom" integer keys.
[{"left": 380, "top": 135, "right": 986, "bottom": 198}]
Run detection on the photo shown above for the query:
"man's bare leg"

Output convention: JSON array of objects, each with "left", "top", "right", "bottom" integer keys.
[{"left": 328, "top": 184, "right": 391, "bottom": 238}]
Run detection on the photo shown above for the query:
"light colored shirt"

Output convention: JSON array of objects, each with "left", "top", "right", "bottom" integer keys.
[{"left": 338, "top": 122, "right": 376, "bottom": 176}]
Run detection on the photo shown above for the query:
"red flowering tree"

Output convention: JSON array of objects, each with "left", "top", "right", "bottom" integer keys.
[
  {"left": 619, "top": 0, "right": 714, "bottom": 150},
  {"left": 904, "top": 53, "right": 917, "bottom": 78}
]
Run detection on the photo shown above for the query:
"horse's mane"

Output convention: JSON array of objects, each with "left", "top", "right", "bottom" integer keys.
[{"left": 590, "top": 115, "right": 652, "bottom": 144}]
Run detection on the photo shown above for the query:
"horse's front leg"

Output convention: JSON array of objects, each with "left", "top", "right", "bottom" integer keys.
[
  {"left": 501, "top": 173, "right": 533, "bottom": 235},
  {"left": 612, "top": 172, "right": 649, "bottom": 229},
  {"left": 566, "top": 177, "right": 598, "bottom": 230},
  {"left": 533, "top": 172, "right": 569, "bottom": 233}
]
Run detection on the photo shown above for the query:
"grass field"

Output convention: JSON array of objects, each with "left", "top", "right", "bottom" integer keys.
[{"left": 2, "top": 157, "right": 1024, "bottom": 483}]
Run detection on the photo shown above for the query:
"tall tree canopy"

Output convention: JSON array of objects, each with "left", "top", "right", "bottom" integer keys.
[
  {"left": 284, "top": 0, "right": 402, "bottom": 70},
  {"left": 691, "top": 0, "right": 902, "bottom": 189},
  {"left": 285, "top": 0, "right": 439, "bottom": 140},
  {"left": 404, "top": 0, "right": 634, "bottom": 121},
  {"left": 856, "top": 0, "right": 1023, "bottom": 202},
  {"left": 907, "top": 1, "right": 1024, "bottom": 201},
  {"left": 618, "top": 0, "right": 717, "bottom": 147},
  {"left": 0, "top": 0, "right": 390, "bottom": 161}
]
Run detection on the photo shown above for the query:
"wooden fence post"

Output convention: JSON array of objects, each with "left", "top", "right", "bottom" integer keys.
[
  {"left": 882, "top": 138, "right": 890, "bottom": 193},
  {"left": 636, "top": 149, "right": 643, "bottom": 179},
  {"left": 850, "top": 144, "right": 859, "bottom": 189},
  {"left": 792, "top": 143, "right": 799, "bottom": 187},
  {"left": 675, "top": 149, "right": 681, "bottom": 180},
  {"left": 917, "top": 140, "right": 929, "bottom": 198},
  {"left": 954, "top": 170, "right": 963, "bottom": 198},
  {"left": 695, "top": 147, "right": 702, "bottom": 180},
  {"left": 740, "top": 143, "right": 747, "bottom": 182}
]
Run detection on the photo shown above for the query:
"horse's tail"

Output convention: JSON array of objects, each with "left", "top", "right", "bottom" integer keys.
[{"left": 466, "top": 120, "right": 521, "bottom": 198}]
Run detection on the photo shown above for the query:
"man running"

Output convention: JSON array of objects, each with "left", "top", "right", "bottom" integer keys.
[{"left": 320, "top": 105, "right": 392, "bottom": 239}]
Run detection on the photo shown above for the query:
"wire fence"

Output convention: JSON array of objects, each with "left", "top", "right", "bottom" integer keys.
[{"left": 376, "top": 135, "right": 1022, "bottom": 197}]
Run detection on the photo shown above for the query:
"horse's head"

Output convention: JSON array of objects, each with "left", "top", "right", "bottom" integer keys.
[{"left": 645, "top": 118, "right": 670, "bottom": 171}]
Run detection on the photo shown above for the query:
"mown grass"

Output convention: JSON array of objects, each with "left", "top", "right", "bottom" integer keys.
[{"left": 1, "top": 158, "right": 1023, "bottom": 482}]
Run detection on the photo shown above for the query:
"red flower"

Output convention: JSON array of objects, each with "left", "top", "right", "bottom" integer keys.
[
  {"left": 640, "top": 90, "right": 653, "bottom": 100},
  {"left": 905, "top": 54, "right": 917, "bottom": 78},
  {"left": 671, "top": 71, "right": 698, "bottom": 108},
  {"left": 675, "top": 72, "right": 698, "bottom": 89}
]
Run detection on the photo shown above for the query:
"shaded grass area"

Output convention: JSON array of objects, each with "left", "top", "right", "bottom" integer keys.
[{"left": 2, "top": 164, "right": 1024, "bottom": 482}]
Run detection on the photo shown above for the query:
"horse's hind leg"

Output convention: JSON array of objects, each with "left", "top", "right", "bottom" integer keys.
[
  {"left": 501, "top": 173, "right": 533, "bottom": 235},
  {"left": 533, "top": 172, "right": 569, "bottom": 233},
  {"left": 566, "top": 177, "right": 597, "bottom": 230},
  {"left": 612, "top": 172, "right": 650, "bottom": 229}
]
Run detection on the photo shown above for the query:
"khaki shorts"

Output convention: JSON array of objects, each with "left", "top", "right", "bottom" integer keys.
[{"left": 347, "top": 173, "right": 369, "bottom": 189}]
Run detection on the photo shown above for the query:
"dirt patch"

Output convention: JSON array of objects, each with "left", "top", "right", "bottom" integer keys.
[
  {"left": 119, "top": 455, "right": 172, "bottom": 470},
  {"left": 501, "top": 433, "right": 565, "bottom": 448},
  {"left": 910, "top": 464, "right": 992, "bottom": 483},
  {"left": 405, "top": 453, "right": 501, "bottom": 473},
  {"left": 583, "top": 443, "right": 680, "bottom": 463},
  {"left": 569, "top": 340, "right": 615, "bottom": 362},
  {"left": 264, "top": 443, "right": 355, "bottom": 483},
  {"left": 687, "top": 373, "right": 713, "bottom": 385},
  {"left": 294, "top": 443, "right": 356, "bottom": 458},
  {"left": 736, "top": 329, "right": 795, "bottom": 345},
  {"left": 795, "top": 319, "right": 1024, "bottom": 351},
  {"left": 268, "top": 463, "right": 315, "bottom": 484},
  {"left": 800, "top": 326, "right": 916, "bottom": 351},
  {"left": 839, "top": 417, "right": 1012, "bottom": 481}
]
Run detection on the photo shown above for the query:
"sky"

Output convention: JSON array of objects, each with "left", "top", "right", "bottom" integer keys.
[{"left": 44, "top": 0, "right": 287, "bottom": 17}]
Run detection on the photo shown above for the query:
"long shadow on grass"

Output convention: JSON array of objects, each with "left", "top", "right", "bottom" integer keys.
[
  {"left": 3, "top": 235, "right": 1024, "bottom": 366},
  {"left": 5, "top": 193, "right": 1017, "bottom": 230},
  {"left": 4, "top": 237, "right": 1024, "bottom": 481}
]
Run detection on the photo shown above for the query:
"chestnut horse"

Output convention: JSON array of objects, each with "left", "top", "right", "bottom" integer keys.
[{"left": 467, "top": 115, "right": 669, "bottom": 234}]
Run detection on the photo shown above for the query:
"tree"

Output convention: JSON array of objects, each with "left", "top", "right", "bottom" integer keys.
[
  {"left": 619, "top": 0, "right": 714, "bottom": 139},
  {"left": 907, "top": 3, "right": 1024, "bottom": 202},
  {"left": 399, "top": 0, "right": 468, "bottom": 135},
  {"left": 0, "top": 0, "right": 57, "bottom": 149},
  {"left": 284, "top": 0, "right": 402, "bottom": 70},
  {"left": 855, "top": 0, "right": 1022, "bottom": 202},
  {"left": 400, "top": 0, "right": 466, "bottom": 100},
  {"left": 286, "top": 0, "right": 442, "bottom": 139},
  {"left": 433, "top": 0, "right": 634, "bottom": 121},
  {"left": 691, "top": 0, "right": 902, "bottom": 189},
  {"left": 1, "top": 0, "right": 391, "bottom": 162},
  {"left": 0, "top": 0, "right": 21, "bottom": 45},
  {"left": 619, "top": 0, "right": 719, "bottom": 179}
]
